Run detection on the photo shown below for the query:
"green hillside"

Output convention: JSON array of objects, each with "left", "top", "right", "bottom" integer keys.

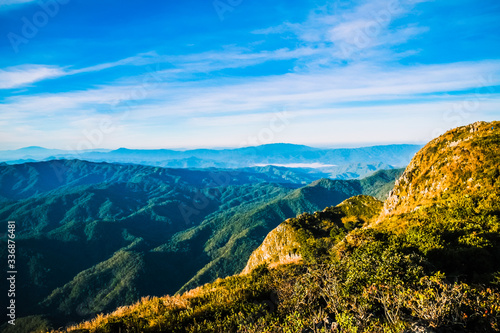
[
  {"left": 0, "top": 161, "right": 401, "bottom": 329},
  {"left": 161, "top": 171, "right": 402, "bottom": 295},
  {"left": 63, "top": 121, "right": 500, "bottom": 333}
]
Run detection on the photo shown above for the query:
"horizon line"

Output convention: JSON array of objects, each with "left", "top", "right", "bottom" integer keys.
[{"left": 1, "top": 142, "right": 426, "bottom": 152}]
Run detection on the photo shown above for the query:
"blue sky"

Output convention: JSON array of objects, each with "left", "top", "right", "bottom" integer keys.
[{"left": 0, "top": 0, "right": 499, "bottom": 150}]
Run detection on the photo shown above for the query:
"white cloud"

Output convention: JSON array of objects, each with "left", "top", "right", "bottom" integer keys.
[
  {"left": 4, "top": 59, "right": 498, "bottom": 127},
  {"left": 329, "top": 19, "right": 375, "bottom": 43},
  {"left": 254, "top": 0, "right": 432, "bottom": 61},
  {"left": 156, "top": 47, "right": 320, "bottom": 75},
  {"left": 0, "top": 53, "right": 159, "bottom": 90},
  {"left": 0, "top": 65, "right": 65, "bottom": 89},
  {"left": 67, "top": 52, "right": 159, "bottom": 75},
  {"left": 141, "top": 60, "right": 500, "bottom": 117}
]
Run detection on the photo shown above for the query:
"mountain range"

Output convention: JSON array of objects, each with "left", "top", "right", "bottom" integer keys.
[
  {"left": 0, "top": 144, "right": 421, "bottom": 179},
  {"left": 0, "top": 159, "right": 403, "bottom": 329}
]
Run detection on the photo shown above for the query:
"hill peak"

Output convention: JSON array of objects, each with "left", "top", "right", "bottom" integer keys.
[
  {"left": 18, "top": 146, "right": 47, "bottom": 150},
  {"left": 308, "top": 178, "right": 336, "bottom": 188},
  {"left": 381, "top": 120, "right": 500, "bottom": 218}
]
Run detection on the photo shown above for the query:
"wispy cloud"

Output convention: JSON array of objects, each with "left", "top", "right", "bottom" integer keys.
[
  {"left": 67, "top": 52, "right": 159, "bottom": 75},
  {"left": 0, "top": 53, "right": 159, "bottom": 90},
  {"left": 254, "top": 0, "right": 431, "bottom": 61},
  {"left": 136, "top": 60, "right": 500, "bottom": 118},
  {"left": 153, "top": 47, "right": 320, "bottom": 75},
  {"left": 3, "top": 59, "right": 499, "bottom": 122},
  {"left": 0, "top": 65, "right": 65, "bottom": 89}
]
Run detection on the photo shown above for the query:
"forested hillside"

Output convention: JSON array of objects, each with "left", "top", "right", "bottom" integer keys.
[{"left": 0, "top": 161, "right": 401, "bottom": 330}]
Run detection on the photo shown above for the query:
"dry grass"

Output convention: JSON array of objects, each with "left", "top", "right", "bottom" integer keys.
[
  {"left": 269, "top": 256, "right": 302, "bottom": 269},
  {"left": 65, "top": 294, "right": 191, "bottom": 332}
]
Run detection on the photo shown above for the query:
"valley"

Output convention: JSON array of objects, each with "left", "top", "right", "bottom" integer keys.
[{"left": 0, "top": 157, "right": 403, "bottom": 329}]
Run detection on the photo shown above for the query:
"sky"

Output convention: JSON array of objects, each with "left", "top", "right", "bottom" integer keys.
[{"left": 0, "top": 0, "right": 499, "bottom": 150}]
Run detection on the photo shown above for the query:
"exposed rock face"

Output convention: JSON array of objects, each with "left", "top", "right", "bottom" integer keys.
[
  {"left": 242, "top": 195, "right": 384, "bottom": 274},
  {"left": 241, "top": 223, "right": 301, "bottom": 274},
  {"left": 380, "top": 121, "right": 500, "bottom": 218}
]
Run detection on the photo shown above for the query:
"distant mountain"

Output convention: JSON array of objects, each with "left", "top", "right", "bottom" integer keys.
[
  {"left": 0, "top": 160, "right": 402, "bottom": 327},
  {"left": 0, "top": 144, "right": 421, "bottom": 178},
  {"left": 0, "top": 147, "right": 67, "bottom": 160},
  {"left": 87, "top": 143, "right": 422, "bottom": 168}
]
